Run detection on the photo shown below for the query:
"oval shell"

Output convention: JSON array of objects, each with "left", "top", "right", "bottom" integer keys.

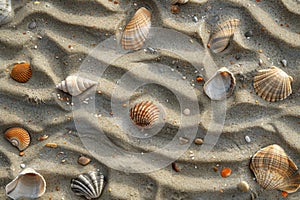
[
  {"left": 71, "top": 171, "right": 105, "bottom": 199},
  {"left": 121, "top": 7, "right": 151, "bottom": 50},
  {"left": 221, "top": 168, "right": 232, "bottom": 178},
  {"left": 253, "top": 66, "right": 293, "bottom": 102},
  {"left": 130, "top": 101, "right": 160, "bottom": 128},
  {"left": 4, "top": 127, "right": 30, "bottom": 151},
  {"left": 250, "top": 144, "right": 300, "bottom": 193},
  {"left": 10, "top": 63, "right": 32, "bottom": 83}
]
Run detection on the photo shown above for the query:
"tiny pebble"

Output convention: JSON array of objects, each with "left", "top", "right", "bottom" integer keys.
[
  {"left": 237, "top": 181, "right": 250, "bottom": 192},
  {"left": 245, "top": 135, "right": 251, "bottom": 143},
  {"left": 78, "top": 155, "right": 91, "bottom": 166},
  {"left": 20, "top": 164, "right": 26, "bottom": 169},
  {"left": 172, "top": 162, "right": 180, "bottom": 172},
  {"left": 259, "top": 59, "right": 263, "bottom": 65},
  {"left": 28, "top": 21, "right": 37, "bottom": 30},
  {"left": 192, "top": 16, "right": 198, "bottom": 22},
  {"left": 281, "top": 59, "right": 287, "bottom": 67},
  {"left": 183, "top": 108, "right": 190, "bottom": 115},
  {"left": 19, "top": 151, "right": 25, "bottom": 156},
  {"left": 34, "top": 45, "right": 37, "bottom": 49},
  {"left": 179, "top": 137, "right": 189, "bottom": 145},
  {"left": 258, "top": 49, "right": 263, "bottom": 53},
  {"left": 194, "top": 138, "right": 204, "bottom": 145},
  {"left": 244, "top": 30, "right": 253, "bottom": 38}
]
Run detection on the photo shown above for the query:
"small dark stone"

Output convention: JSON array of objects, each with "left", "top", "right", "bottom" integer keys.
[
  {"left": 244, "top": 30, "right": 253, "bottom": 38},
  {"left": 235, "top": 54, "right": 241, "bottom": 60},
  {"left": 28, "top": 21, "right": 37, "bottom": 30}
]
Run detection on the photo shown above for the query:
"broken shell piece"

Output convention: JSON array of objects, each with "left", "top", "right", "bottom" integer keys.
[
  {"left": 130, "top": 101, "right": 160, "bottom": 128},
  {"left": 5, "top": 168, "right": 46, "bottom": 199},
  {"left": 78, "top": 155, "right": 91, "bottom": 166},
  {"left": 171, "top": 0, "right": 189, "bottom": 4},
  {"left": 4, "top": 127, "right": 30, "bottom": 151},
  {"left": 203, "top": 67, "right": 236, "bottom": 100}
]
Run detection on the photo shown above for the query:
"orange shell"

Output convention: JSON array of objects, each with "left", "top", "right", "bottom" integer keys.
[
  {"left": 10, "top": 63, "right": 32, "bottom": 83},
  {"left": 221, "top": 168, "right": 232, "bottom": 178},
  {"left": 4, "top": 127, "right": 31, "bottom": 151}
]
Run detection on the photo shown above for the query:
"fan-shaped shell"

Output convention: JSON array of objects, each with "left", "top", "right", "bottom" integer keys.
[
  {"left": 130, "top": 101, "right": 160, "bottom": 128},
  {"left": 4, "top": 127, "right": 30, "bottom": 151},
  {"left": 0, "top": 0, "right": 13, "bottom": 25},
  {"left": 208, "top": 19, "right": 240, "bottom": 53},
  {"left": 203, "top": 67, "right": 236, "bottom": 100},
  {"left": 56, "top": 75, "right": 97, "bottom": 96},
  {"left": 71, "top": 171, "right": 105, "bottom": 199},
  {"left": 5, "top": 168, "right": 46, "bottom": 199},
  {"left": 10, "top": 63, "right": 32, "bottom": 83},
  {"left": 121, "top": 7, "right": 151, "bottom": 50},
  {"left": 250, "top": 144, "right": 300, "bottom": 193},
  {"left": 253, "top": 66, "right": 293, "bottom": 102},
  {"left": 171, "top": 0, "right": 189, "bottom": 4}
]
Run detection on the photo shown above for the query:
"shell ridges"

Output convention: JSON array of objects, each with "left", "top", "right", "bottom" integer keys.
[
  {"left": 130, "top": 101, "right": 160, "bottom": 128},
  {"left": 10, "top": 63, "right": 32, "bottom": 83},
  {"left": 4, "top": 127, "right": 30, "bottom": 151}
]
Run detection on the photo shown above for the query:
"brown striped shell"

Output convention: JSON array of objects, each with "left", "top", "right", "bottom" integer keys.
[
  {"left": 130, "top": 101, "right": 160, "bottom": 128},
  {"left": 250, "top": 144, "right": 300, "bottom": 193},
  {"left": 253, "top": 66, "right": 293, "bottom": 102},
  {"left": 4, "top": 127, "right": 30, "bottom": 151},
  {"left": 10, "top": 63, "right": 32, "bottom": 83},
  {"left": 121, "top": 7, "right": 151, "bottom": 50},
  {"left": 208, "top": 19, "right": 240, "bottom": 53}
]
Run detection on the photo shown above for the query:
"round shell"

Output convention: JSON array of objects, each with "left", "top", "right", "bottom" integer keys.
[
  {"left": 4, "top": 127, "right": 30, "bottom": 151},
  {"left": 203, "top": 67, "right": 236, "bottom": 100},
  {"left": 130, "top": 101, "right": 160, "bottom": 128},
  {"left": 121, "top": 7, "right": 151, "bottom": 50},
  {"left": 250, "top": 144, "right": 300, "bottom": 193},
  {"left": 71, "top": 171, "right": 105, "bottom": 199},
  {"left": 253, "top": 66, "right": 293, "bottom": 102},
  {"left": 10, "top": 63, "right": 32, "bottom": 83}
]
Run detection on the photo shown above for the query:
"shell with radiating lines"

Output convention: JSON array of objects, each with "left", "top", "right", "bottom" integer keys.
[
  {"left": 71, "top": 171, "right": 105, "bottom": 199},
  {"left": 250, "top": 144, "right": 300, "bottom": 193},
  {"left": 56, "top": 75, "right": 97, "bottom": 96},
  {"left": 0, "top": 0, "right": 13, "bottom": 25},
  {"left": 4, "top": 127, "right": 30, "bottom": 151},
  {"left": 130, "top": 101, "right": 160, "bottom": 128},
  {"left": 208, "top": 19, "right": 240, "bottom": 53},
  {"left": 5, "top": 168, "right": 46, "bottom": 199},
  {"left": 121, "top": 7, "right": 151, "bottom": 50},
  {"left": 253, "top": 66, "right": 293, "bottom": 102},
  {"left": 171, "top": 0, "right": 189, "bottom": 4},
  {"left": 10, "top": 63, "right": 32, "bottom": 83}
]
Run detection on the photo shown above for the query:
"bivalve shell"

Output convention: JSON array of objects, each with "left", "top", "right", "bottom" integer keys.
[
  {"left": 130, "top": 101, "right": 160, "bottom": 128},
  {"left": 4, "top": 127, "right": 30, "bottom": 151},
  {"left": 10, "top": 63, "right": 32, "bottom": 83}
]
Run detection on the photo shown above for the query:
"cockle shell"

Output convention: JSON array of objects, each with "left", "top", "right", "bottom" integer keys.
[
  {"left": 0, "top": 0, "right": 13, "bottom": 25},
  {"left": 130, "top": 101, "right": 160, "bottom": 128},
  {"left": 253, "top": 66, "right": 293, "bottom": 102},
  {"left": 5, "top": 168, "right": 46, "bottom": 200},
  {"left": 10, "top": 63, "right": 32, "bottom": 83},
  {"left": 4, "top": 127, "right": 30, "bottom": 151},
  {"left": 203, "top": 67, "right": 236, "bottom": 100},
  {"left": 171, "top": 0, "right": 189, "bottom": 4},
  {"left": 121, "top": 7, "right": 151, "bottom": 50},
  {"left": 250, "top": 144, "right": 300, "bottom": 193},
  {"left": 208, "top": 19, "right": 240, "bottom": 53},
  {"left": 56, "top": 75, "right": 97, "bottom": 96},
  {"left": 71, "top": 171, "right": 105, "bottom": 199}
]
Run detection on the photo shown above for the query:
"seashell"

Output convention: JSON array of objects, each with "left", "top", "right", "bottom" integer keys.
[
  {"left": 203, "top": 67, "right": 236, "bottom": 100},
  {"left": 253, "top": 66, "right": 293, "bottom": 102},
  {"left": 221, "top": 168, "right": 232, "bottom": 178},
  {"left": 130, "top": 101, "right": 160, "bottom": 128},
  {"left": 56, "top": 75, "right": 97, "bottom": 96},
  {"left": 0, "top": 0, "right": 13, "bottom": 25},
  {"left": 71, "top": 171, "right": 105, "bottom": 199},
  {"left": 4, "top": 127, "right": 30, "bottom": 151},
  {"left": 171, "top": 0, "right": 189, "bottom": 4},
  {"left": 10, "top": 63, "right": 32, "bottom": 83},
  {"left": 208, "top": 19, "right": 240, "bottom": 53},
  {"left": 5, "top": 168, "right": 46, "bottom": 199},
  {"left": 250, "top": 144, "right": 300, "bottom": 193},
  {"left": 121, "top": 7, "right": 151, "bottom": 50}
]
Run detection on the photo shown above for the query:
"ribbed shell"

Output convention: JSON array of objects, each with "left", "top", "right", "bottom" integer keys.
[
  {"left": 121, "top": 7, "right": 151, "bottom": 50},
  {"left": 253, "top": 66, "right": 293, "bottom": 102},
  {"left": 208, "top": 19, "right": 240, "bottom": 53},
  {"left": 250, "top": 144, "right": 300, "bottom": 193},
  {"left": 71, "top": 171, "right": 105, "bottom": 200},
  {"left": 130, "top": 101, "right": 160, "bottom": 128},
  {"left": 203, "top": 67, "right": 236, "bottom": 100},
  {"left": 4, "top": 127, "right": 30, "bottom": 151},
  {"left": 10, "top": 63, "right": 32, "bottom": 83},
  {"left": 171, "top": 0, "right": 189, "bottom": 4}
]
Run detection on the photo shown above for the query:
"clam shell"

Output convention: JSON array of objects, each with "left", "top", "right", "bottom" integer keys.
[
  {"left": 5, "top": 168, "right": 46, "bottom": 199},
  {"left": 10, "top": 63, "right": 32, "bottom": 83},
  {"left": 130, "top": 101, "right": 160, "bottom": 128},
  {"left": 250, "top": 144, "right": 300, "bottom": 193},
  {"left": 71, "top": 171, "right": 105, "bottom": 199},
  {"left": 208, "top": 19, "right": 240, "bottom": 53},
  {"left": 203, "top": 67, "right": 236, "bottom": 100},
  {"left": 253, "top": 66, "right": 293, "bottom": 102},
  {"left": 56, "top": 75, "right": 97, "bottom": 96},
  {"left": 121, "top": 7, "right": 151, "bottom": 50},
  {"left": 171, "top": 0, "right": 189, "bottom": 4},
  {"left": 4, "top": 127, "right": 30, "bottom": 151},
  {"left": 0, "top": 0, "right": 13, "bottom": 25}
]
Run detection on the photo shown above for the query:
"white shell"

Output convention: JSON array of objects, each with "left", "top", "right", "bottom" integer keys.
[
  {"left": 5, "top": 168, "right": 46, "bottom": 200},
  {"left": 56, "top": 75, "right": 97, "bottom": 96},
  {"left": 171, "top": 0, "right": 189, "bottom": 4}
]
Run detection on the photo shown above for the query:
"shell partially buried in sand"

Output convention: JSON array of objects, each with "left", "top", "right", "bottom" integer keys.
[
  {"left": 4, "top": 127, "right": 31, "bottom": 151},
  {"left": 10, "top": 63, "right": 32, "bottom": 83},
  {"left": 130, "top": 101, "right": 160, "bottom": 128}
]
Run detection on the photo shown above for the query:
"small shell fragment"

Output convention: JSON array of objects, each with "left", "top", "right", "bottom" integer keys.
[
  {"left": 194, "top": 138, "right": 204, "bottom": 145},
  {"left": 78, "top": 155, "right": 91, "bottom": 166},
  {"left": 10, "top": 63, "right": 32, "bottom": 83},
  {"left": 4, "top": 127, "right": 31, "bottom": 151},
  {"left": 172, "top": 162, "right": 180, "bottom": 172},
  {"left": 38, "top": 135, "right": 48, "bottom": 141},
  {"left": 45, "top": 143, "right": 58, "bottom": 148},
  {"left": 221, "top": 168, "right": 232, "bottom": 178},
  {"left": 171, "top": 0, "right": 189, "bottom": 4},
  {"left": 237, "top": 181, "right": 250, "bottom": 192},
  {"left": 130, "top": 101, "right": 160, "bottom": 128}
]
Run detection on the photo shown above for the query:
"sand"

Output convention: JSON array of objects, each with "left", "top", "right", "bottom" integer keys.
[{"left": 0, "top": 0, "right": 300, "bottom": 199}]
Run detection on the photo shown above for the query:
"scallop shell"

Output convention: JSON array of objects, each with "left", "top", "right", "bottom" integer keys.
[
  {"left": 203, "top": 67, "right": 236, "bottom": 100},
  {"left": 4, "top": 127, "right": 30, "bottom": 151},
  {"left": 208, "top": 19, "right": 240, "bottom": 53},
  {"left": 130, "top": 101, "right": 160, "bottom": 128},
  {"left": 71, "top": 171, "right": 105, "bottom": 199},
  {"left": 121, "top": 7, "right": 151, "bottom": 50},
  {"left": 253, "top": 66, "right": 293, "bottom": 102},
  {"left": 0, "top": 0, "right": 13, "bottom": 25},
  {"left": 171, "top": 0, "right": 189, "bottom": 4},
  {"left": 5, "top": 168, "right": 46, "bottom": 199},
  {"left": 10, "top": 63, "right": 32, "bottom": 83},
  {"left": 250, "top": 144, "right": 300, "bottom": 193},
  {"left": 56, "top": 75, "right": 97, "bottom": 96}
]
